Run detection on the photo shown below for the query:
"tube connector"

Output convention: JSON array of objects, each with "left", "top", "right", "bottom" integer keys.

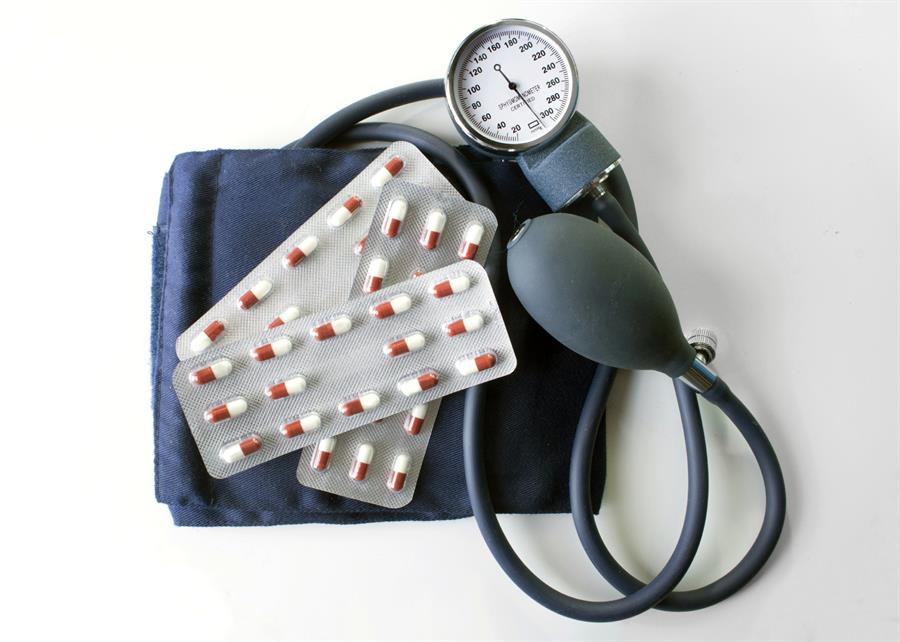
[
  {"left": 687, "top": 328, "right": 718, "bottom": 364},
  {"left": 680, "top": 328, "right": 719, "bottom": 392},
  {"left": 584, "top": 160, "right": 622, "bottom": 200}
]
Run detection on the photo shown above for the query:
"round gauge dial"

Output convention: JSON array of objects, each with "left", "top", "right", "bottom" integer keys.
[{"left": 446, "top": 19, "right": 579, "bottom": 153}]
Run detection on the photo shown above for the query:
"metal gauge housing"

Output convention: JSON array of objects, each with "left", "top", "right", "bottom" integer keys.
[{"left": 445, "top": 19, "right": 580, "bottom": 154}]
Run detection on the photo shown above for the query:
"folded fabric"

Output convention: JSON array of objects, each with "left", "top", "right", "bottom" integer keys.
[{"left": 151, "top": 146, "right": 605, "bottom": 526}]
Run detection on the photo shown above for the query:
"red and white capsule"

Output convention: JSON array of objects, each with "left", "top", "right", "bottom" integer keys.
[
  {"left": 218, "top": 435, "right": 262, "bottom": 464},
  {"left": 455, "top": 352, "right": 497, "bottom": 376},
  {"left": 353, "top": 234, "right": 367, "bottom": 256},
  {"left": 444, "top": 312, "right": 485, "bottom": 337},
  {"left": 189, "top": 320, "right": 225, "bottom": 353},
  {"left": 380, "top": 197, "right": 408, "bottom": 237},
  {"left": 458, "top": 222, "right": 485, "bottom": 260},
  {"left": 363, "top": 257, "right": 389, "bottom": 293},
  {"left": 280, "top": 412, "right": 321, "bottom": 439},
  {"left": 431, "top": 274, "right": 471, "bottom": 298},
  {"left": 282, "top": 235, "right": 319, "bottom": 268},
  {"left": 404, "top": 404, "right": 428, "bottom": 435},
  {"left": 311, "top": 437, "right": 336, "bottom": 471},
  {"left": 204, "top": 397, "right": 248, "bottom": 424},
  {"left": 327, "top": 195, "right": 363, "bottom": 228},
  {"left": 383, "top": 331, "right": 426, "bottom": 358},
  {"left": 268, "top": 305, "right": 301, "bottom": 329},
  {"left": 339, "top": 391, "right": 380, "bottom": 417},
  {"left": 397, "top": 371, "right": 439, "bottom": 397},
  {"left": 369, "top": 292, "right": 412, "bottom": 319},
  {"left": 349, "top": 443, "right": 374, "bottom": 481},
  {"left": 189, "top": 358, "right": 234, "bottom": 385},
  {"left": 265, "top": 375, "right": 307, "bottom": 400},
  {"left": 250, "top": 336, "right": 292, "bottom": 361},
  {"left": 370, "top": 156, "right": 404, "bottom": 188},
  {"left": 419, "top": 210, "right": 447, "bottom": 250},
  {"left": 237, "top": 279, "right": 273, "bottom": 310},
  {"left": 310, "top": 314, "right": 352, "bottom": 341},
  {"left": 387, "top": 453, "right": 410, "bottom": 491}
]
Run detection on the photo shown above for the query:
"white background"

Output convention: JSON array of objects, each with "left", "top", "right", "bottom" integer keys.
[{"left": 0, "top": 1, "right": 897, "bottom": 640}]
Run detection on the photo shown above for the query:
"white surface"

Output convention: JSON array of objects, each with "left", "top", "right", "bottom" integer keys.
[{"left": 0, "top": 2, "right": 897, "bottom": 641}]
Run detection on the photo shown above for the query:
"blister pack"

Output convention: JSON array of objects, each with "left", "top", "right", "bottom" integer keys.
[
  {"left": 351, "top": 181, "right": 498, "bottom": 294},
  {"left": 172, "top": 261, "right": 516, "bottom": 478},
  {"left": 292, "top": 182, "right": 499, "bottom": 506},
  {"left": 174, "top": 142, "right": 458, "bottom": 361},
  {"left": 295, "top": 402, "right": 441, "bottom": 508}
]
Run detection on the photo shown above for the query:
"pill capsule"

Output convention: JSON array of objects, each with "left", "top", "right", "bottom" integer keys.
[
  {"left": 250, "top": 336, "right": 292, "bottom": 361},
  {"left": 444, "top": 312, "right": 485, "bottom": 337},
  {"left": 369, "top": 293, "right": 412, "bottom": 319},
  {"left": 458, "top": 222, "right": 485, "bottom": 260},
  {"left": 327, "top": 195, "right": 363, "bottom": 228},
  {"left": 455, "top": 352, "right": 497, "bottom": 376},
  {"left": 280, "top": 412, "right": 321, "bottom": 439},
  {"left": 282, "top": 235, "right": 319, "bottom": 268},
  {"left": 237, "top": 279, "right": 273, "bottom": 310},
  {"left": 370, "top": 156, "right": 404, "bottom": 188},
  {"left": 265, "top": 375, "right": 307, "bottom": 400},
  {"left": 431, "top": 275, "right": 471, "bottom": 298},
  {"left": 404, "top": 404, "right": 429, "bottom": 435},
  {"left": 190, "top": 320, "right": 225, "bottom": 353},
  {"left": 190, "top": 358, "right": 234, "bottom": 385},
  {"left": 349, "top": 443, "right": 374, "bottom": 481},
  {"left": 380, "top": 197, "right": 408, "bottom": 237},
  {"left": 268, "top": 305, "right": 301, "bottom": 329},
  {"left": 387, "top": 454, "right": 411, "bottom": 491},
  {"left": 218, "top": 435, "right": 262, "bottom": 464},
  {"left": 383, "top": 332, "right": 426, "bottom": 358},
  {"left": 363, "top": 257, "right": 388, "bottom": 293},
  {"left": 339, "top": 391, "right": 380, "bottom": 417},
  {"left": 204, "top": 397, "right": 248, "bottom": 424},
  {"left": 397, "top": 371, "right": 439, "bottom": 396},
  {"left": 411, "top": 269, "right": 424, "bottom": 278},
  {"left": 311, "top": 437, "right": 336, "bottom": 471},
  {"left": 353, "top": 234, "right": 367, "bottom": 256},
  {"left": 419, "top": 210, "right": 447, "bottom": 250},
  {"left": 310, "top": 315, "right": 352, "bottom": 341}
]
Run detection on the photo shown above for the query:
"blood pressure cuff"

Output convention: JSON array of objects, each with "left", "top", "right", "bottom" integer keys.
[{"left": 152, "top": 146, "right": 605, "bottom": 526}]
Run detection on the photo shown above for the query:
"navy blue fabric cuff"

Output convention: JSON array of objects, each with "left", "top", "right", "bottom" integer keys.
[{"left": 151, "top": 147, "right": 605, "bottom": 526}]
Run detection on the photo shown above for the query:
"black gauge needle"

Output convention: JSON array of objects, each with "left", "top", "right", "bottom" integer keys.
[{"left": 494, "top": 63, "right": 544, "bottom": 128}]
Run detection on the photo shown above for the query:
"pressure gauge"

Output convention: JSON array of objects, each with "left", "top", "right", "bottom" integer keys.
[{"left": 445, "top": 19, "right": 579, "bottom": 154}]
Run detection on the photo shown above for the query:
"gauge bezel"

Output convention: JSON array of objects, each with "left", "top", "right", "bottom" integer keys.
[{"left": 445, "top": 18, "right": 580, "bottom": 154}]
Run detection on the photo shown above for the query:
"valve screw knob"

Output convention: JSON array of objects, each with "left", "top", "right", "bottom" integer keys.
[{"left": 687, "top": 328, "right": 718, "bottom": 364}]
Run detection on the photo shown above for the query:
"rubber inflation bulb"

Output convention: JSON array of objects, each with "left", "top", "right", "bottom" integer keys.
[{"left": 506, "top": 213, "right": 696, "bottom": 377}]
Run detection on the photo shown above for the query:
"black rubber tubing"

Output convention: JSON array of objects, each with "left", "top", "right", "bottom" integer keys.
[
  {"left": 571, "top": 377, "right": 787, "bottom": 611},
  {"left": 462, "top": 362, "right": 709, "bottom": 621},
  {"left": 286, "top": 79, "right": 446, "bottom": 149}
]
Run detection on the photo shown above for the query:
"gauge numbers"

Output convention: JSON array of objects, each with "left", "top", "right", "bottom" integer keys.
[{"left": 446, "top": 20, "right": 578, "bottom": 153}]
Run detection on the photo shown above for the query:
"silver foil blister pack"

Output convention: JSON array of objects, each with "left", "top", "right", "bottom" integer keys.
[
  {"left": 351, "top": 180, "right": 497, "bottom": 294},
  {"left": 172, "top": 261, "right": 516, "bottom": 478},
  {"left": 174, "top": 142, "right": 458, "bottom": 360},
  {"left": 293, "top": 183, "right": 498, "bottom": 506},
  {"left": 295, "top": 401, "right": 441, "bottom": 508}
]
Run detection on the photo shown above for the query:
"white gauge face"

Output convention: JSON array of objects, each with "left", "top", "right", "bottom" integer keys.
[{"left": 446, "top": 19, "right": 579, "bottom": 153}]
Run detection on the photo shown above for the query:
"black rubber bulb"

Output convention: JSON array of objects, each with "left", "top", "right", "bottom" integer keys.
[{"left": 506, "top": 212, "right": 696, "bottom": 378}]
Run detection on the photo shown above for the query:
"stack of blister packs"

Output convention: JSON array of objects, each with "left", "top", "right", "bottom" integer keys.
[{"left": 171, "top": 143, "right": 517, "bottom": 507}]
